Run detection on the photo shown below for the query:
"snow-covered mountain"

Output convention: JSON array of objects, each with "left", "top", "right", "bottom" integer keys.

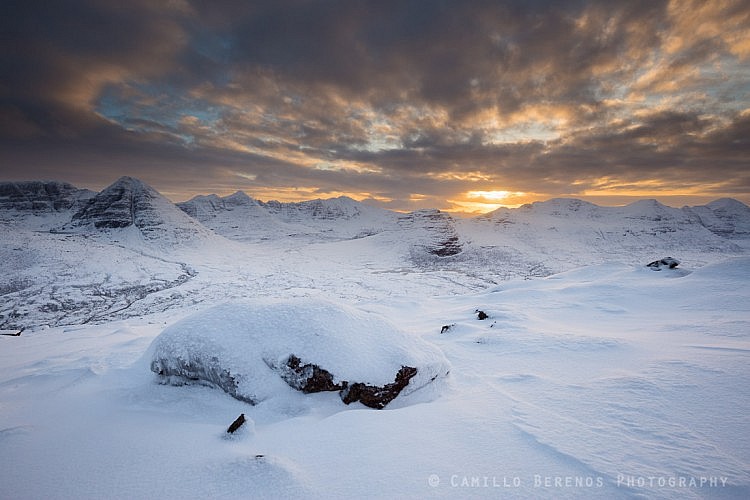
[
  {"left": 0, "top": 180, "right": 95, "bottom": 230},
  {"left": 178, "top": 192, "right": 399, "bottom": 242},
  {"left": 685, "top": 198, "right": 750, "bottom": 240},
  {"left": 62, "top": 176, "right": 215, "bottom": 246},
  {"left": 0, "top": 180, "right": 95, "bottom": 214},
  {"left": 397, "top": 209, "right": 463, "bottom": 259},
  {"left": 457, "top": 197, "right": 748, "bottom": 277}
]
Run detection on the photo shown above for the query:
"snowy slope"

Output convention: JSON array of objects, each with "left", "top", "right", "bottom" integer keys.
[{"left": 0, "top": 227, "right": 197, "bottom": 329}]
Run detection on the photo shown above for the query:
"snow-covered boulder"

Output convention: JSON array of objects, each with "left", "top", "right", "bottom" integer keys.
[{"left": 149, "top": 298, "right": 450, "bottom": 408}]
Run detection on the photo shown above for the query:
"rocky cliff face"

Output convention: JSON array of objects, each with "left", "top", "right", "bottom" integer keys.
[
  {"left": 0, "top": 181, "right": 94, "bottom": 214},
  {"left": 398, "top": 209, "right": 463, "bottom": 259}
]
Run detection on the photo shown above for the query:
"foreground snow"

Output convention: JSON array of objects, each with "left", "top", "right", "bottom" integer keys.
[{"left": 1, "top": 258, "right": 748, "bottom": 499}]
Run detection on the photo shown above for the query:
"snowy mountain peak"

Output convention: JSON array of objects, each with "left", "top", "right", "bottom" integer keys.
[
  {"left": 626, "top": 198, "right": 665, "bottom": 208},
  {"left": 521, "top": 198, "right": 599, "bottom": 213},
  {"left": 706, "top": 197, "right": 750, "bottom": 213},
  {"left": 224, "top": 191, "right": 256, "bottom": 206},
  {"left": 70, "top": 176, "right": 161, "bottom": 229},
  {"left": 66, "top": 176, "right": 212, "bottom": 244},
  {"left": 686, "top": 198, "right": 750, "bottom": 239},
  {"left": 619, "top": 198, "right": 689, "bottom": 221}
]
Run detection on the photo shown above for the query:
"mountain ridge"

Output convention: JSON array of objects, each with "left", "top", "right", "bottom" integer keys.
[{"left": 3, "top": 177, "right": 750, "bottom": 247}]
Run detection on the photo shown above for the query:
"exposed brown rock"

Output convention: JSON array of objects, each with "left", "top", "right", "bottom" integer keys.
[{"left": 340, "top": 366, "right": 418, "bottom": 409}]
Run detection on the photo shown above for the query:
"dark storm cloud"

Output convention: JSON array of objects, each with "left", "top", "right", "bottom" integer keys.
[{"left": 1, "top": 0, "right": 749, "bottom": 208}]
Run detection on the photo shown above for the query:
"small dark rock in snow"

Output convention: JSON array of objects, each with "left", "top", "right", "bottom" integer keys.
[
  {"left": 440, "top": 324, "right": 455, "bottom": 334},
  {"left": 476, "top": 309, "right": 489, "bottom": 320},
  {"left": 646, "top": 257, "right": 680, "bottom": 270},
  {"left": 1, "top": 328, "right": 24, "bottom": 337},
  {"left": 340, "top": 366, "right": 418, "bottom": 409},
  {"left": 227, "top": 413, "right": 246, "bottom": 434}
]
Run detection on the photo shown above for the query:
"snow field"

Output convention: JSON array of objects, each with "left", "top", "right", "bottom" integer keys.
[{"left": 1, "top": 258, "right": 748, "bottom": 498}]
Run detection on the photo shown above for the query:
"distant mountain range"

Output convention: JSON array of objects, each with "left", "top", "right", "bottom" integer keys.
[
  {"left": 2, "top": 177, "right": 749, "bottom": 248},
  {"left": 2, "top": 176, "right": 749, "bottom": 255},
  {"left": 2, "top": 176, "right": 749, "bottom": 329}
]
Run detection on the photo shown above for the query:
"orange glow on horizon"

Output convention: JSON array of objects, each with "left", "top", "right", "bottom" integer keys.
[{"left": 162, "top": 179, "right": 747, "bottom": 216}]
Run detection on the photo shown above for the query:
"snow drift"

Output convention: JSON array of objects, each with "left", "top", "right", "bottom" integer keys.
[{"left": 150, "top": 298, "right": 451, "bottom": 408}]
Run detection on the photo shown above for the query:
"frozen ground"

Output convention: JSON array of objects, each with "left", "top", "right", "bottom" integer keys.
[{"left": 1, "top": 255, "right": 748, "bottom": 499}]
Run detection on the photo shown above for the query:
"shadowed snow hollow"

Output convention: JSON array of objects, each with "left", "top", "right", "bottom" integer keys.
[{"left": 150, "top": 298, "right": 451, "bottom": 408}]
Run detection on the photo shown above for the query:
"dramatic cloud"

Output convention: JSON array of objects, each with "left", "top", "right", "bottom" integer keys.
[{"left": 1, "top": 0, "right": 749, "bottom": 212}]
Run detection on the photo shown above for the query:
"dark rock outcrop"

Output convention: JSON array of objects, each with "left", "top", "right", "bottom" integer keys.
[
  {"left": 0, "top": 328, "right": 24, "bottom": 337},
  {"left": 71, "top": 176, "right": 162, "bottom": 230},
  {"left": 226, "top": 413, "right": 246, "bottom": 434},
  {"left": 275, "top": 355, "right": 419, "bottom": 409},
  {"left": 646, "top": 257, "right": 680, "bottom": 270},
  {"left": 277, "top": 355, "right": 344, "bottom": 393},
  {"left": 340, "top": 366, "right": 418, "bottom": 409}
]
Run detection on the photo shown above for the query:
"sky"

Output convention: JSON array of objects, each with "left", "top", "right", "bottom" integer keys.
[{"left": 1, "top": 0, "right": 749, "bottom": 214}]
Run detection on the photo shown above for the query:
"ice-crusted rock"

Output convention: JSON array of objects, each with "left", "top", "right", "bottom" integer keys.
[{"left": 149, "top": 298, "right": 450, "bottom": 408}]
